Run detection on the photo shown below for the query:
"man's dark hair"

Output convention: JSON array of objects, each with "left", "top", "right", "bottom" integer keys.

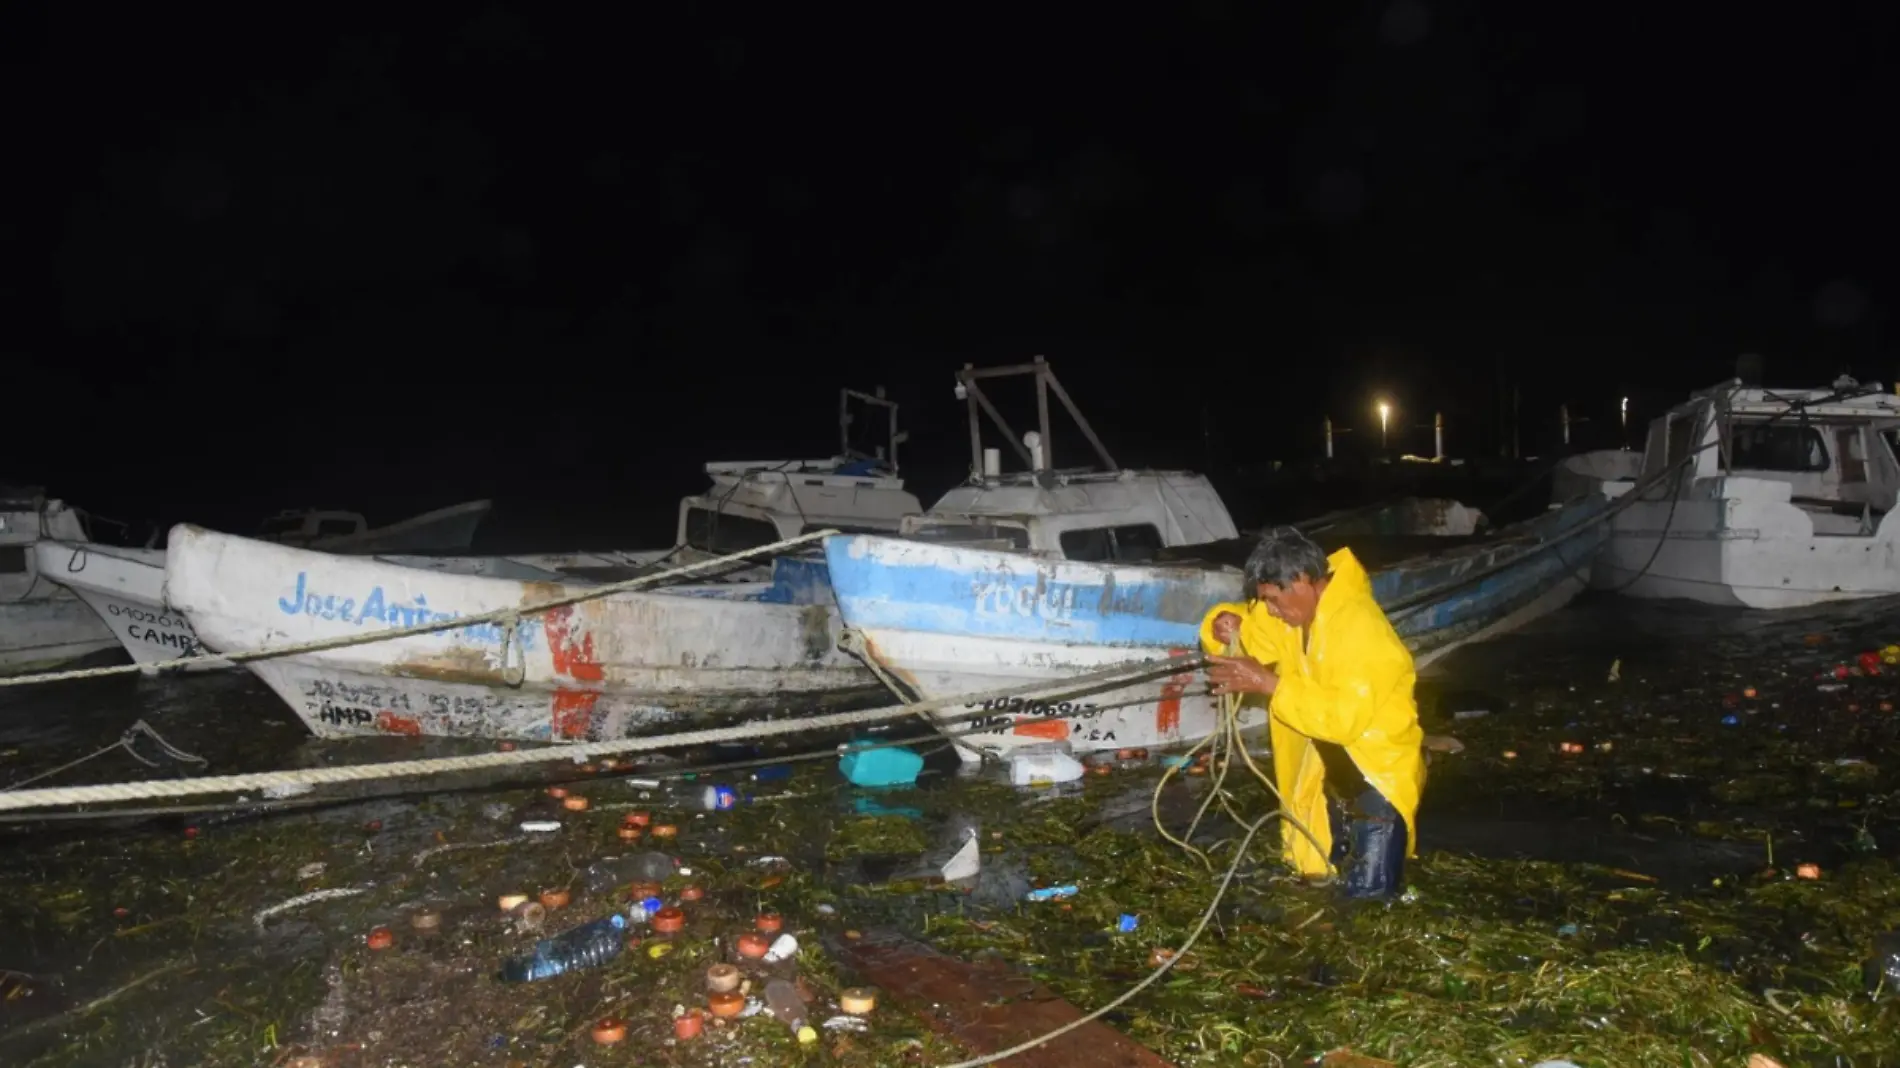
[{"left": 1243, "top": 526, "right": 1332, "bottom": 590}]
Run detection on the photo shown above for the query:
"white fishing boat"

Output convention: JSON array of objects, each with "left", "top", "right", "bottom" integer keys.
[
  {"left": 0, "top": 489, "right": 118, "bottom": 676},
  {"left": 29, "top": 542, "right": 204, "bottom": 664},
  {"left": 164, "top": 525, "right": 879, "bottom": 742},
  {"left": 823, "top": 359, "right": 1605, "bottom": 760},
  {"left": 44, "top": 387, "right": 922, "bottom": 671},
  {"left": 260, "top": 499, "right": 493, "bottom": 554},
  {"left": 1593, "top": 374, "right": 1900, "bottom": 608}
]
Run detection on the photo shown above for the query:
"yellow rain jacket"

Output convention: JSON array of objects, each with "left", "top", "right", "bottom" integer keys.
[{"left": 1198, "top": 548, "right": 1424, "bottom": 877}]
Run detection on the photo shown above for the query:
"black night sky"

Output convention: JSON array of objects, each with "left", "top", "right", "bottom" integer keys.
[{"left": 7, "top": 3, "right": 1897, "bottom": 548}]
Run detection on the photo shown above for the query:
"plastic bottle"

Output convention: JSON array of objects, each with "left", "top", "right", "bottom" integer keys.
[
  {"left": 1008, "top": 743, "right": 1085, "bottom": 786},
  {"left": 763, "top": 978, "right": 818, "bottom": 1044},
  {"left": 498, "top": 913, "right": 627, "bottom": 982},
  {"left": 582, "top": 851, "right": 678, "bottom": 895}
]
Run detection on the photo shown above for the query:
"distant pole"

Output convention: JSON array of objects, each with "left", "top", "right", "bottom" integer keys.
[
  {"left": 1511, "top": 386, "right": 1521, "bottom": 459},
  {"left": 1560, "top": 404, "right": 1571, "bottom": 447},
  {"left": 1323, "top": 416, "right": 1334, "bottom": 459},
  {"left": 1434, "top": 412, "right": 1445, "bottom": 461},
  {"left": 1620, "top": 396, "right": 1629, "bottom": 447}
]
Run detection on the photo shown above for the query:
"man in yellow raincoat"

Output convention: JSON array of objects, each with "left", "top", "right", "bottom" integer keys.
[{"left": 1199, "top": 526, "right": 1425, "bottom": 900}]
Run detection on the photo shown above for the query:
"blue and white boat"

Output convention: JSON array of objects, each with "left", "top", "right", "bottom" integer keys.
[{"left": 824, "top": 492, "right": 1608, "bottom": 760}]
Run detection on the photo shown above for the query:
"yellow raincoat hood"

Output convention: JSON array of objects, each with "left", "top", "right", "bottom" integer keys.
[{"left": 1199, "top": 548, "right": 1425, "bottom": 876}]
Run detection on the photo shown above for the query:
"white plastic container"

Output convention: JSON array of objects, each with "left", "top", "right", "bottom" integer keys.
[{"left": 1009, "top": 744, "right": 1085, "bottom": 786}]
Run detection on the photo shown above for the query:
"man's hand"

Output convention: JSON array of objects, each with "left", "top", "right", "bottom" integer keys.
[
  {"left": 1210, "top": 611, "right": 1242, "bottom": 646},
  {"left": 1207, "top": 655, "right": 1279, "bottom": 697}
]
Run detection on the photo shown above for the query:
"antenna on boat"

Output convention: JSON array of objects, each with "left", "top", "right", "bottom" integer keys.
[
  {"left": 1736, "top": 352, "right": 1765, "bottom": 386},
  {"left": 840, "top": 386, "right": 906, "bottom": 472}
]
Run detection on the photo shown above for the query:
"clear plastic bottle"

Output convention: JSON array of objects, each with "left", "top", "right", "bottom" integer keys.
[
  {"left": 498, "top": 913, "right": 627, "bottom": 982},
  {"left": 763, "top": 978, "right": 818, "bottom": 1044},
  {"left": 582, "top": 851, "right": 678, "bottom": 894}
]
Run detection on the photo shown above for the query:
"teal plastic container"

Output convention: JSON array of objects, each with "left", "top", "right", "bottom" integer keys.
[{"left": 838, "top": 742, "right": 924, "bottom": 787}]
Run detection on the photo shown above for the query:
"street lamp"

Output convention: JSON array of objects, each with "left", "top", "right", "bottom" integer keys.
[{"left": 1377, "top": 400, "right": 1391, "bottom": 451}]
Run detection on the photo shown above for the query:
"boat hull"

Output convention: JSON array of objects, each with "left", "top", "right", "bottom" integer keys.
[
  {"left": 32, "top": 542, "right": 206, "bottom": 664},
  {"left": 0, "top": 594, "right": 120, "bottom": 677},
  {"left": 1599, "top": 488, "right": 1900, "bottom": 609},
  {"left": 165, "top": 526, "right": 879, "bottom": 742},
  {"left": 824, "top": 497, "right": 1608, "bottom": 758}
]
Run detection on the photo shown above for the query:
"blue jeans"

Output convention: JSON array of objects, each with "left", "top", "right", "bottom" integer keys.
[{"left": 1327, "top": 786, "right": 1407, "bottom": 900}]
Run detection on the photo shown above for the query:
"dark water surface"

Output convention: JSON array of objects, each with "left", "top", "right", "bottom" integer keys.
[{"left": 1, "top": 591, "right": 1898, "bottom": 1065}]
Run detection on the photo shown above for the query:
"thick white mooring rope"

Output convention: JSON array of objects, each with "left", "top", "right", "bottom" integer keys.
[
  {"left": 0, "top": 656, "right": 1198, "bottom": 812},
  {"left": 0, "top": 529, "right": 839, "bottom": 689}
]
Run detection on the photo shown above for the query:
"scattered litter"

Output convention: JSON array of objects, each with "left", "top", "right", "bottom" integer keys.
[
  {"left": 762, "top": 933, "right": 799, "bottom": 964},
  {"left": 940, "top": 830, "right": 981, "bottom": 882},
  {"left": 254, "top": 887, "right": 367, "bottom": 931},
  {"left": 519, "top": 821, "right": 561, "bottom": 833},
  {"left": 1607, "top": 658, "right": 1621, "bottom": 682},
  {"left": 1452, "top": 709, "right": 1489, "bottom": 720},
  {"left": 500, "top": 914, "right": 628, "bottom": 982},
  {"left": 296, "top": 862, "right": 327, "bottom": 879},
  {"left": 1118, "top": 914, "right": 1139, "bottom": 933},
  {"left": 823, "top": 1014, "right": 869, "bottom": 1032},
  {"left": 262, "top": 782, "right": 315, "bottom": 799},
  {"left": 1026, "top": 885, "right": 1079, "bottom": 902}
]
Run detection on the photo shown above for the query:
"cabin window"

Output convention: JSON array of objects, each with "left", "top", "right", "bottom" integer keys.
[
  {"left": 684, "top": 508, "right": 780, "bottom": 553},
  {"left": 1059, "top": 524, "right": 1167, "bottom": 563},
  {"left": 902, "top": 523, "right": 1031, "bottom": 550},
  {"left": 1728, "top": 424, "right": 1828, "bottom": 473},
  {"left": 0, "top": 546, "right": 24, "bottom": 574},
  {"left": 1837, "top": 428, "right": 1868, "bottom": 483}
]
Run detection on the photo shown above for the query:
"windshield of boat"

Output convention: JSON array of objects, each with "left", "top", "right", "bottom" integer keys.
[
  {"left": 901, "top": 519, "right": 1031, "bottom": 551},
  {"left": 684, "top": 507, "right": 781, "bottom": 553},
  {"left": 1727, "top": 421, "right": 1829, "bottom": 472}
]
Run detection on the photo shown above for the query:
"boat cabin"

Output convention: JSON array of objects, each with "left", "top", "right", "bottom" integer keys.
[
  {"left": 260, "top": 509, "right": 369, "bottom": 546},
  {"left": 894, "top": 357, "right": 1240, "bottom": 560},
  {"left": 1633, "top": 377, "right": 1900, "bottom": 535},
  {"left": 901, "top": 469, "right": 1239, "bottom": 560},
  {"left": 672, "top": 385, "right": 921, "bottom": 553},
  {"left": 0, "top": 488, "right": 89, "bottom": 604},
  {"left": 676, "top": 458, "right": 922, "bottom": 552}
]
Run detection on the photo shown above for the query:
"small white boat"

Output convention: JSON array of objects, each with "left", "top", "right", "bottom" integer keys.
[
  {"left": 0, "top": 489, "right": 118, "bottom": 676},
  {"left": 29, "top": 542, "right": 204, "bottom": 663},
  {"left": 44, "top": 388, "right": 923, "bottom": 671},
  {"left": 1594, "top": 375, "right": 1900, "bottom": 608},
  {"left": 164, "top": 525, "right": 879, "bottom": 742},
  {"left": 259, "top": 499, "right": 493, "bottom": 554}
]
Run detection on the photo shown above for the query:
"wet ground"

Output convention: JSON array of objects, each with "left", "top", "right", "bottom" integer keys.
[{"left": 2, "top": 592, "right": 1899, "bottom": 1067}]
